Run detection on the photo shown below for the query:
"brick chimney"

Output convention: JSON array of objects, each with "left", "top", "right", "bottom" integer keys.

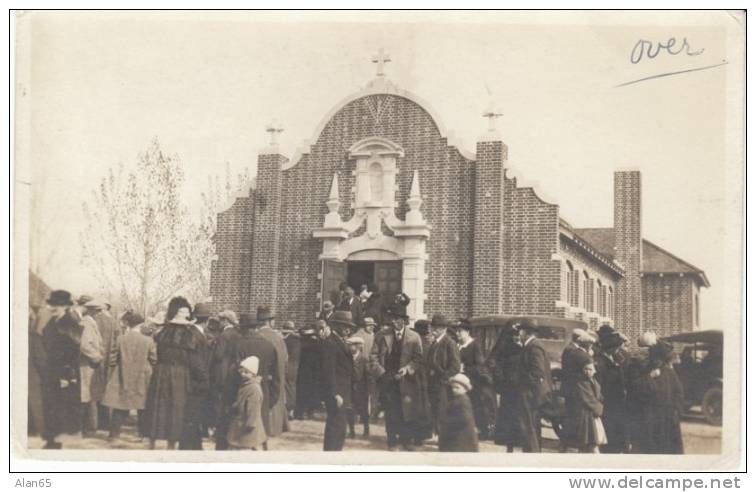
[{"left": 613, "top": 170, "right": 643, "bottom": 341}]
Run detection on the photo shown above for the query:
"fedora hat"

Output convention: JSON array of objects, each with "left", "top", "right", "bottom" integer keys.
[
  {"left": 194, "top": 302, "right": 213, "bottom": 319},
  {"left": 76, "top": 294, "right": 93, "bottom": 306},
  {"left": 330, "top": 310, "right": 356, "bottom": 328},
  {"left": 256, "top": 306, "right": 275, "bottom": 322},
  {"left": 47, "top": 290, "right": 74, "bottom": 307},
  {"left": 600, "top": 332, "right": 625, "bottom": 350},
  {"left": 430, "top": 314, "right": 451, "bottom": 327},
  {"left": 238, "top": 313, "right": 257, "bottom": 330}
]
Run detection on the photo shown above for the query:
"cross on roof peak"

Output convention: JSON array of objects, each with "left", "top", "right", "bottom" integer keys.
[
  {"left": 482, "top": 102, "right": 503, "bottom": 132},
  {"left": 371, "top": 48, "right": 391, "bottom": 77},
  {"left": 265, "top": 119, "right": 284, "bottom": 145}
]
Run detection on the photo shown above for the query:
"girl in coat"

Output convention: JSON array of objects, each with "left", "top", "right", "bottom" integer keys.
[
  {"left": 438, "top": 373, "right": 479, "bottom": 452},
  {"left": 227, "top": 356, "right": 267, "bottom": 450},
  {"left": 144, "top": 297, "right": 209, "bottom": 450},
  {"left": 346, "top": 336, "right": 370, "bottom": 438},
  {"left": 570, "top": 357, "right": 607, "bottom": 453},
  {"left": 102, "top": 311, "right": 157, "bottom": 440}
]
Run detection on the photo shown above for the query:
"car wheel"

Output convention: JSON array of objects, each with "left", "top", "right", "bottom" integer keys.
[{"left": 701, "top": 387, "right": 722, "bottom": 426}]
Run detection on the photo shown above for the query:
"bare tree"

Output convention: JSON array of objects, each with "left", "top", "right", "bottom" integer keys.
[{"left": 81, "top": 137, "right": 195, "bottom": 316}]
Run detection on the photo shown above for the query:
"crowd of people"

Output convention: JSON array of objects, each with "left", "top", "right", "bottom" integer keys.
[{"left": 28, "top": 283, "right": 686, "bottom": 455}]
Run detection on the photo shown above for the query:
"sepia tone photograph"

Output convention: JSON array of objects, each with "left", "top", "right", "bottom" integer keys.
[{"left": 11, "top": 10, "right": 745, "bottom": 469}]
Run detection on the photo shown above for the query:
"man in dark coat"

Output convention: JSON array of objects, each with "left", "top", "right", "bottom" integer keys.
[
  {"left": 594, "top": 328, "right": 629, "bottom": 453},
  {"left": 516, "top": 320, "right": 553, "bottom": 453},
  {"left": 457, "top": 322, "right": 496, "bottom": 440},
  {"left": 488, "top": 323, "right": 522, "bottom": 451},
  {"left": 369, "top": 304, "right": 427, "bottom": 450},
  {"left": 426, "top": 314, "right": 461, "bottom": 439},
  {"left": 318, "top": 311, "right": 354, "bottom": 451},
  {"left": 28, "top": 307, "right": 48, "bottom": 438},
  {"left": 282, "top": 321, "right": 301, "bottom": 418},
  {"left": 319, "top": 300, "right": 336, "bottom": 323},
  {"left": 41, "top": 290, "right": 83, "bottom": 448},
  {"left": 560, "top": 328, "right": 596, "bottom": 450},
  {"left": 337, "top": 286, "right": 362, "bottom": 328},
  {"left": 215, "top": 313, "right": 280, "bottom": 450},
  {"left": 295, "top": 325, "right": 323, "bottom": 419}
]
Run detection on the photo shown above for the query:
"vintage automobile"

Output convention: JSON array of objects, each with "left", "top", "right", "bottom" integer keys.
[
  {"left": 661, "top": 330, "right": 723, "bottom": 426},
  {"left": 468, "top": 315, "right": 590, "bottom": 440}
]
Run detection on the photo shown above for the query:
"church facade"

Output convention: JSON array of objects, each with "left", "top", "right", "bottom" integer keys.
[{"left": 209, "top": 57, "right": 709, "bottom": 343}]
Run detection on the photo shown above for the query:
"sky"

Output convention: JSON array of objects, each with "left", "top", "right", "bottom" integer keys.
[{"left": 16, "top": 11, "right": 743, "bottom": 329}]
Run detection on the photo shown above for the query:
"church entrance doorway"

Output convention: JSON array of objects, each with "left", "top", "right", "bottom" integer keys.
[{"left": 346, "top": 260, "right": 402, "bottom": 299}]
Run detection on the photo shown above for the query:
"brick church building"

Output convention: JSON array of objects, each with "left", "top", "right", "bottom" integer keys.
[{"left": 209, "top": 54, "right": 709, "bottom": 342}]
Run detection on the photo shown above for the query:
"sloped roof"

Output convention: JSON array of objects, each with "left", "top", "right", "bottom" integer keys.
[{"left": 573, "top": 227, "right": 710, "bottom": 288}]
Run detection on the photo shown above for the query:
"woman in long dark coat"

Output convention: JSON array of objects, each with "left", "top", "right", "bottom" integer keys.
[
  {"left": 144, "top": 297, "right": 209, "bottom": 450},
  {"left": 488, "top": 324, "right": 522, "bottom": 451},
  {"left": 644, "top": 341, "right": 685, "bottom": 454},
  {"left": 294, "top": 326, "right": 323, "bottom": 419},
  {"left": 594, "top": 331, "right": 628, "bottom": 453},
  {"left": 457, "top": 324, "right": 497, "bottom": 440}
]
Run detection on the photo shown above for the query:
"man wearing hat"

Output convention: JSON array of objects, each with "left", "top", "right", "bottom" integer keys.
[
  {"left": 426, "top": 314, "right": 461, "bottom": 438},
  {"left": 281, "top": 321, "right": 301, "bottom": 419},
  {"left": 255, "top": 307, "right": 290, "bottom": 437},
  {"left": 594, "top": 327, "right": 629, "bottom": 453},
  {"left": 40, "top": 290, "right": 83, "bottom": 448},
  {"left": 318, "top": 311, "right": 354, "bottom": 451},
  {"left": 515, "top": 320, "right": 553, "bottom": 453},
  {"left": 214, "top": 312, "right": 280, "bottom": 450},
  {"left": 319, "top": 300, "right": 335, "bottom": 322},
  {"left": 218, "top": 310, "right": 239, "bottom": 332},
  {"left": 294, "top": 323, "right": 324, "bottom": 420},
  {"left": 83, "top": 298, "right": 120, "bottom": 431},
  {"left": 369, "top": 305, "right": 427, "bottom": 450},
  {"left": 560, "top": 328, "right": 596, "bottom": 450}
]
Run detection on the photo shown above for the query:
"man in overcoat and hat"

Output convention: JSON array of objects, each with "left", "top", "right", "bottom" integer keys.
[
  {"left": 425, "top": 314, "right": 461, "bottom": 438},
  {"left": 516, "top": 320, "right": 553, "bottom": 452},
  {"left": 256, "top": 306, "right": 290, "bottom": 437},
  {"left": 318, "top": 311, "right": 354, "bottom": 451},
  {"left": 369, "top": 302, "right": 427, "bottom": 451},
  {"left": 594, "top": 326, "right": 629, "bottom": 453},
  {"left": 214, "top": 312, "right": 280, "bottom": 450},
  {"left": 85, "top": 298, "right": 119, "bottom": 431}
]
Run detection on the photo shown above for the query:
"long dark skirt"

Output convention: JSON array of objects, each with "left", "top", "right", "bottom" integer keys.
[
  {"left": 144, "top": 364, "right": 191, "bottom": 442},
  {"left": 494, "top": 389, "right": 521, "bottom": 447}
]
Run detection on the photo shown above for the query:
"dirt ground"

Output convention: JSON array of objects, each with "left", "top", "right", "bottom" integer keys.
[{"left": 26, "top": 410, "right": 720, "bottom": 454}]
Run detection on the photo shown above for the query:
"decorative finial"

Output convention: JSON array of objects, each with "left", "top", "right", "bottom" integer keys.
[
  {"left": 371, "top": 48, "right": 391, "bottom": 77},
  {"left": 265, "top": 119, "right": 284, "bottom": 146},
  {"left": 406, "top": 170, "right": 424, "bottom": 225},
  {"left": 482, "top": 102, "right": 503, "bottom": 133}
]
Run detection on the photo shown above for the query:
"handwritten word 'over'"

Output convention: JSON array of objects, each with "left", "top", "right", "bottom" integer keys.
[{"left": 630, "top": 38, "right": 705, "bottom": 64}]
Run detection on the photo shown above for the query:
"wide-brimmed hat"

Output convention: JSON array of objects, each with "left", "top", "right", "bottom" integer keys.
[
  {"left": 330, "top": 310, "right": 356, "bottom": 328},
  {"left": 238, "top": 313, "right": 257, "bottom": 330},
  {"left": 84, "top": 298, "right": 106, "bottom": 310},
  {"left": 256, "top": 306, "right": 275, "bottom": 322},
  {"left": 76, "top": 294, "right": 93, "bottom": 306},
  {"left": 217, "top": 310, "right": 238, "bottom": 325},
  {"left": 194, "top": 302, "right": 213, "bottom": 319},
  {"left": 362, "top": 317, "right": 377, "bottom": 327},
  {"left": 600, "top": 332, "right": 626, "bottom": 350},
  {"left": 449, "top": 373, "right": 472, "bottom": 392},
  {"left": 572, "top": 328, "right": 597, "bottom": 344},
  {"left": 47, "top": 290, "right": 74, "bottom": 307},
  {"left": 430, "top": 314, "right": 451, "bottom": 328}
]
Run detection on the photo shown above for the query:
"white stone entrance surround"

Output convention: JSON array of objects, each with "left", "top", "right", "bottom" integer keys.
[{"left": 313, "top": 137, "right": 431, "bottom": 321}]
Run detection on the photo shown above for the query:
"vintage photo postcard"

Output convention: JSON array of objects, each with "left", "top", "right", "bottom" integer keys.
[{"left": 11, "top": 10, "right": 745, "bottom": 469}]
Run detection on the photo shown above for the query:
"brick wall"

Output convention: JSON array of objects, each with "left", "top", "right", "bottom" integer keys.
[
  {"left": 210, "top": 193, "right": 254, "bottom": 314},
  {"left": 642, "top": 274, "right": 697, "bottom": 336},
  {"left": 500, "top": 176, "right": 562, "bottom": 317},
  {"left": 614, "top": 171, "right": 643, "bottom": 341}
]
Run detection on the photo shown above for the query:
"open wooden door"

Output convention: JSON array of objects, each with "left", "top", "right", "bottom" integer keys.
[
  {"left": 321, "top": 259, "right": 347, "bottom": 309},
  {"left": 374, "top": 261, "right": 402, "bottom": 299}
]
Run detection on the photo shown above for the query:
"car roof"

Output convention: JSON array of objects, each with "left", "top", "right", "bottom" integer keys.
[
  {"left": 468, "top": 315, "right": 588, "bottom": 330},
  {"left": 662, "top": 330, "right": 723, "bottom": 345}
]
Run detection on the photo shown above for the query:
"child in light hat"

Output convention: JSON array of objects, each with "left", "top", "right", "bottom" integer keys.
[
  {"left": 438, "top": 373, "right": 479, "bottom": 452},
  {"left": 227, "top": 356, "right": 267, "bottom": 450},
  {"left": 346, "top": 336, "right": 370, "bottom": 438}
]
